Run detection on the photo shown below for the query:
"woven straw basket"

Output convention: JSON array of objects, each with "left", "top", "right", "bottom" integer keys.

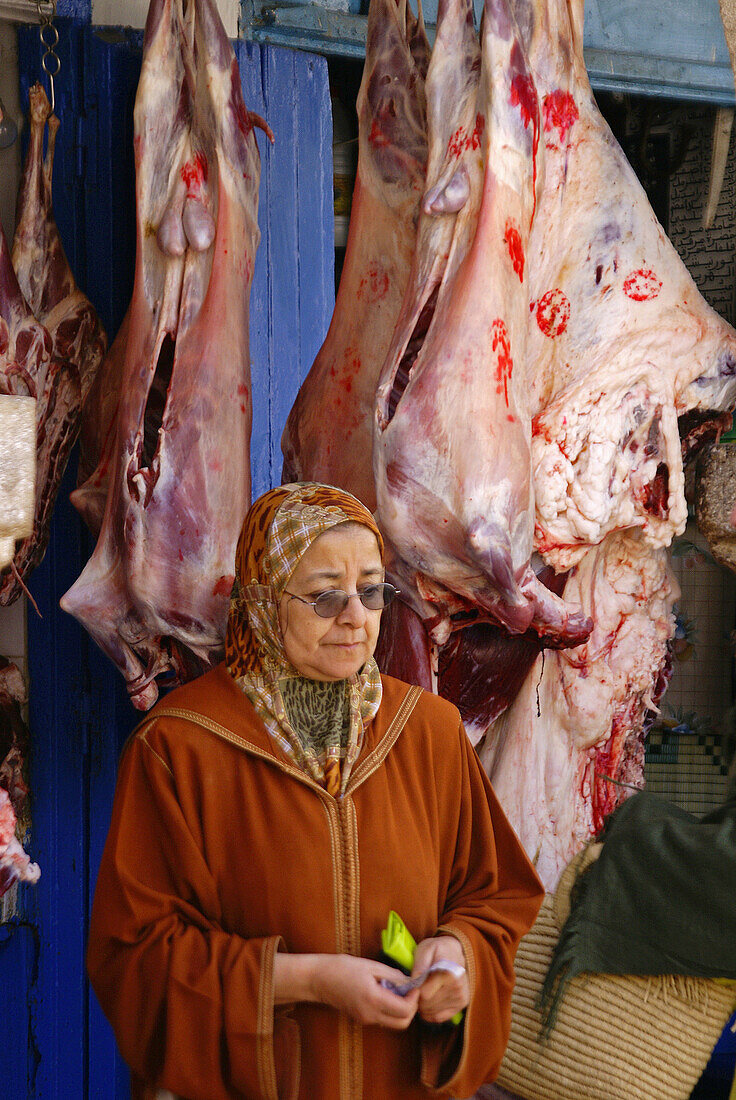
[{"left": 494, "top": 883, "right": 736, "bottom": 1100}]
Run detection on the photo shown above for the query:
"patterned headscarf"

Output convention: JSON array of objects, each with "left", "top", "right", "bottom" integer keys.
[{"left": 225, "top": 483, "right": 384, "bottom": 796}]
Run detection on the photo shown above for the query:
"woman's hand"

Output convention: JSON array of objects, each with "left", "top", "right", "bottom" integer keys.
[
  {"left": 274, "top": 952, "right": 420, "bottom": 1029},
  {"left": 412, "top": 935, "right": 470, "bottom": 1025}
]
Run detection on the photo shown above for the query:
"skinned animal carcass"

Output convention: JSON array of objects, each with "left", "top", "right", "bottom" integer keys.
[
  {"left": 62, "top": 0, "right": 271, "bottom": 710},
  {"left": 0, "top": 787, "right": 39, "bottom": 898},
  {"left": 373, "top": 0, "right": 592, "bottom": 653},
  {"left": 0, "top": 84, "right": 107, "bottom": 605},
  {"left": 524, "top": 0, "right": 736, "bottom": 571},
  {"left": 281, "top": 0, "right": 430, "bottom": 511},
  {"left": 282, "top": 0, "right": 736, "bottom": 877},
  {"left": 0, "top": 659, "right": 39, "bottom": 898},
  {"left": 480, "top": 530, "right": 678, "bottom": 890}
]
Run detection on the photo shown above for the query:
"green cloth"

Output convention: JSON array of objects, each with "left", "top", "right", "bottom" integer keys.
[{"left": 540, "top": 791, "right": 736, "bottom": 1031}]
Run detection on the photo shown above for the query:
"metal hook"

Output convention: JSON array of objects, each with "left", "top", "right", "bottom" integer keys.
[{"left": 36, "top": 0, "right": 60, "bottom": 114}]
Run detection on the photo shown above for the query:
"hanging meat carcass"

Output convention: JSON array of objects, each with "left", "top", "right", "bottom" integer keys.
[
  {"left": 0, "top": 659, "right": 39, "bottom": 897},
  {"left": 480, "top": 531, "right": 678, "bottom": 889},
  {"left": 467, "top": 0, "right": 736, "bottom": 879},
  {"left": 62, "top": 0, "right": 271, "bottom": 710},
  {"left": 0, "top": 787, "right": 39, "bottom": 898},
  {"left": 282, "top": 0, "right": 736, "bottom": 875},
  {"left": 525, "top": 0, "right": 736, "bottom": 571},
  {"left": 373, "top": 0, "right": 592, "bottom": 652},
  {"left": 281, "top": 0, "right": 430, "bottom": 511},
  {"left": 0, "top": 84, "right": 107, "bottom": 605}
]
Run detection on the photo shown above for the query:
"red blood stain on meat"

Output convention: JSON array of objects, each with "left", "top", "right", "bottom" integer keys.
[
  {"left": 180, "top": 151, "right": 208, "bottom": 195},
  {"left": 492, "top": 319, "right": 513, "bottom": 406},
  {"left": 504, "top": 219, "right": 524, "bottom": 281},
  {"left": 212, "top": 574, "right": 235, "bottom": 597},
  {"left": 509, "top": 44, "right": 540, "bottom": 218},
  {"left": 357, "top": 264, "right": 389, "bottom": 303},
  {"left": 623, "top": 268, "right": 662, "bottom": 301},
  {"left": 535, "top": 289, "right": 571, "bottom": 338},
  {"left": 510, "top": 70, "right": 537, "bottom": 131},
  {"left": 237, "top": 383, "right": 248, "bottom": 396},
  {"left": 369, "top": 120, "right": 390, "bottom": 149},
  {"left": 639, "top": 464, "right": 669, "bottom": 518},
  {"left": 178, "top": 549, "right": 184, "bottom": 562},
  {"left": 543, "top": 90, "right": 579, "bottom": 145}
]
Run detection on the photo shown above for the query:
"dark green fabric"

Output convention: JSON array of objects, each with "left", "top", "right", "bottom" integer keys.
[{"left": 540, "top": 791, "right": 736, "bottom": 1031}]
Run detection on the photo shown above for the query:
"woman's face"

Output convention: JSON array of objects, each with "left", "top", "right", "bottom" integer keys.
[{"left": 278, "top": 524, "right": 384, "bottom": 681}]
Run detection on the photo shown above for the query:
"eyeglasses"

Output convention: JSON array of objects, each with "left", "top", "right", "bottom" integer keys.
[{"left": 284, "top": 583, "right": 400, "bottom": 618}]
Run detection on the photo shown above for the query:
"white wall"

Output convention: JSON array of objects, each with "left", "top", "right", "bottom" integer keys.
[{"left": 92, "top": 0, "right": 239, "bottom": 36}]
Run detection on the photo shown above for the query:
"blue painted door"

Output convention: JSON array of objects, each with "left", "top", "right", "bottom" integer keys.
[{"left": 3, "top": 20, "right": 333, "bottom": 1098}]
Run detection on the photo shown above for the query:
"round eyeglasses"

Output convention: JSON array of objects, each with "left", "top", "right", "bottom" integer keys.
[{"left": 284, "top": 582, "right": 400, "bottom": 618}]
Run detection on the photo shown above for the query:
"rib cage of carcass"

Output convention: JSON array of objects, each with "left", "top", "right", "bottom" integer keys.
[
  {"left": 62, "top": 0, "right": 272, "bottom": 711},
  {"left": 282, "top": 0, "right": 736, "bottom": 888}
]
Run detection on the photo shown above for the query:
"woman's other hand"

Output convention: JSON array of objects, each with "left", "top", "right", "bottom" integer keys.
[
  {"left": 274, "top": 952, "right": 419, "bottom": 1029},
  {"left": 412, "top": 935, "right": 469, "bottom": 1025}
]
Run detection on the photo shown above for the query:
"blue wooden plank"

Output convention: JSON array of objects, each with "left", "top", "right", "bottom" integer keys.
[
  {"left": 0, "top": 923, "right": 39, "bottom": 1097},
  {"left": 10, "top": 24, "right": 333, "bottom": 1100},
  {"left": 263, "top": 46, "right": 302, "bottom": 488},
  {"left": 18, "top": 21, "right": 90, "bottom": 1099},
  {"left": 58, "top": 0, "right": 92, "bottom": 18},
  {"left": 236, "top": 40, "right": 273, "bottom": 502},
  {"left": 294, "top": 50, "right": 333, "bottom": 384},
  {"left": 81, "top": 29, "right": 142, "bottom": 1100},
  {"left": 26, "top": 465, "right": 91, "bottom": 1100}
]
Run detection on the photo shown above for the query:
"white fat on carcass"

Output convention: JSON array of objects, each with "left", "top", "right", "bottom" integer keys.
[
  {"left": 533, "top": 375, "right": 686, "bottom": 569},
  {"left": 480, "top": 530, "right": 678, "bottom": 890}
]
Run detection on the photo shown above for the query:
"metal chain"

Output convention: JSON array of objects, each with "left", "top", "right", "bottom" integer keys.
[{"left": 36, "top": 1, "right": 60, "bottom": 114}]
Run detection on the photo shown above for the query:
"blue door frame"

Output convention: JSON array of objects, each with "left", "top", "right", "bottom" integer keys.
[{"left": 3, "top": 21, "right": 333, "bottom": 1097}]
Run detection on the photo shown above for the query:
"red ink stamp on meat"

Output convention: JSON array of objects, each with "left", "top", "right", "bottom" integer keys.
[
  {"left": 542, "top": 90, "right": 579, "bottom": 144},
  {"left": 492, "top": 319, "right": 513, "bottom": 406},
  {"left": 357, "top": 264, "right": 389, "bottom": 303},
  {"left": 447, "top": 114, "right": 484, "bottom": 159},
  {"left": 623, "top": 268, "right": 662, "bottom": 301},
  {"left": 504, "top": 220, "right": 524, "bottom": 281},
  {"left": 535, "top": 289, "right": 570, "bottom": 338},
  {"left": 447, "top": 127, "right": 465, "bottom": 159}
]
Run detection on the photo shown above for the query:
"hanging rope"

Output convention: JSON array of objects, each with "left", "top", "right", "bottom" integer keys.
[{"left": 36, "top": 1, "right": 60, "bottom": 114}]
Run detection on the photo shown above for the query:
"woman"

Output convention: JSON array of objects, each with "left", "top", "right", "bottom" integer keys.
[{"left": 88, "top": 482, "right": 543, "bottom": 1100}]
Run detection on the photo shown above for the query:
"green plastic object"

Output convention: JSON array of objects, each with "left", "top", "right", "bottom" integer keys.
[
  {"left": 381, "top": 910, "right": 417, "bottom": 973},
  {"left": 380, "top": 910, "right": 464, "bottom": 1026}
]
